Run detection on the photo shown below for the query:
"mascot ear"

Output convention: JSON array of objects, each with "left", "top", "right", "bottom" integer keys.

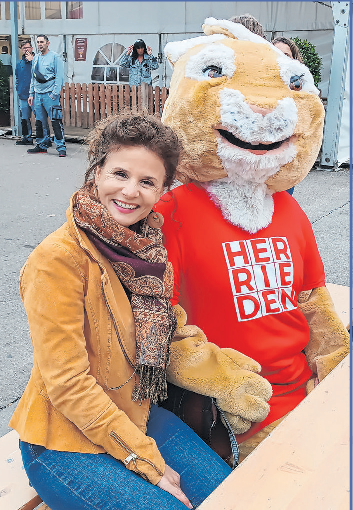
[
  {"left": 202, "top": 18, "right": 237, "bottom": 39},
  {"left": 202, "top": 17, "right": 268, "bottom": 46},
  {"left": 164, "top": 33, "right": 226, "bottom": 66},
  {"left": 165, "top": 17, "right": 270, "bottom": 67}
]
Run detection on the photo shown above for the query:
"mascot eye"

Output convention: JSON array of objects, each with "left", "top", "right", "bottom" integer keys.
[
  {"left": 202, "top": 65, "right": 223, "bottom": 78},
  {"left": 289, "top": 74, "right": 304, "bottom": 91}
]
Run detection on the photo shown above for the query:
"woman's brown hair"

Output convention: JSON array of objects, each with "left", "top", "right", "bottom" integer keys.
[
  {"left": 271, "top": 36, "right": 303, "bottom": 63},
  {"left": 85, "top": 113, "right": 182, "bottom": 188}
]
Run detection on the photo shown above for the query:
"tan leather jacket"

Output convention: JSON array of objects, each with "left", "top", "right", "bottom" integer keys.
[{"left": 9, "top": 194, "right": 165, "bottom": 484}]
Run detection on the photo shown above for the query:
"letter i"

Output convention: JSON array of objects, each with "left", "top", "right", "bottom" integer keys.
[{"left": 261, "top": 265, "right": 270, "bottom": 288}]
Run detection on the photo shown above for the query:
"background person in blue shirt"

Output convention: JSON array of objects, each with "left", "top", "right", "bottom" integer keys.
[
  {"left": 0, "top": 46, "right": 12, "bottom": 76},
  {"left": 28, "top": 35, "right": 66, "bottom": 157},
  {"left": 120, "top": 39, "right": 158, "bottom": 87},
  {"left": 15, "top": 40, "right": 51, "bottom": 146}
]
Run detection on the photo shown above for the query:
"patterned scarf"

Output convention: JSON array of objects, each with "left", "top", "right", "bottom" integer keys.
[{"left": 73, "top": 181, "right": 177, "bottom": 404}]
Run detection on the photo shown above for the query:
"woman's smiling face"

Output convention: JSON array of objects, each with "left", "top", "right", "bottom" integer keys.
[{"left": 95, "top": 146, "right": 166, "bottom": 227}]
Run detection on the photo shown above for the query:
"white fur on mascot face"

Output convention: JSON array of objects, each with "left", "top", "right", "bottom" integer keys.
[{"left": 162, "top": 18, "right": 325, "bottom": 233}]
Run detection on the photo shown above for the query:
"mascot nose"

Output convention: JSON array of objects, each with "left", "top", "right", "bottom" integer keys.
[{"left": 248, "top": 104, "right": 274, "bottom": 116}]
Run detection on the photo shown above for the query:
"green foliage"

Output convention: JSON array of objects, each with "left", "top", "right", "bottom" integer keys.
[
  {"left": 292, "top": 37, "right": 322, "bottom": 87},
  {"left": 0, "top": 61, "right": 10, "bottom": 113}
]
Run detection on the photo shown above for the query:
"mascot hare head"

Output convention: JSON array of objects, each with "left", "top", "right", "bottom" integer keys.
[{"left": 162, "top": 18, "right": 324, "bottom": 196}]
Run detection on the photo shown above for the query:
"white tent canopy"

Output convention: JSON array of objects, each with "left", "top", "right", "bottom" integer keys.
[{"left": 2, "top": 1, "right": 349, "bottom": 164}]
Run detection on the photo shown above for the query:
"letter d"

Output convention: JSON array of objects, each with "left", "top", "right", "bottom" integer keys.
[{"left": 235, "top": 294, "right": 261, "bottom": 321}]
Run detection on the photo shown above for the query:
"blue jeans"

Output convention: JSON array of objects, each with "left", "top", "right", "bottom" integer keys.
[
  {"left": 20, "top": 405, "right": 231, "bottom": 510},
  {"left": 33, "top": 92, "right": 65, "bottom": 151},
  {"left": 20, "top": 99, "right": 50, "bottom": 143},
  {"left": 19, "top": 99, "right": 33, "bottom": 141}
]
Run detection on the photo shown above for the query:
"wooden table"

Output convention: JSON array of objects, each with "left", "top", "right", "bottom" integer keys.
[
  {"left": 0, "top": 282, "right": 349, "bottom": 510},
  {"left": 325, "top": 282, "right": 350, "bottom": 328},
  {"left": 199, "top": 354, "right": 350, "bottom": 510}
]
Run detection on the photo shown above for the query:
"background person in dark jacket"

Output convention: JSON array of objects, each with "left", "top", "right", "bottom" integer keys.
[{"left": 15, "top": 40, "right": 51, "bottom": 146}]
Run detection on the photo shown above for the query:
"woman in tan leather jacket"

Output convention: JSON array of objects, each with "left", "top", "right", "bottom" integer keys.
[{"left": 9, "top": 114, "right": 231, "bottom": 510}]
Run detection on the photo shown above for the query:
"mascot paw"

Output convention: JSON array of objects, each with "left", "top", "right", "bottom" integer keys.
[
  {"left": 173, "top": 303, "right": 188, "bottom": 329},
  {"left": 169, "top": 304, "right": 271, "bottom": 434},
  {"left": 215, "top": 370, "right": 272, "bottom": 427},
  {"left": 172, "top": 304, "right": 207, "bottom": 345},
  {"left": 220, "top": 348, "right": 261, "bottom": 373}
]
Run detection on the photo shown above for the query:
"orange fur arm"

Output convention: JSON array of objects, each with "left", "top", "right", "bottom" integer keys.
[
  {"left": 298, "top": 286, "right": 350, "bottom": 393},
  {"left": 167, "top": 305, "right": 272, "bottom": 434}
]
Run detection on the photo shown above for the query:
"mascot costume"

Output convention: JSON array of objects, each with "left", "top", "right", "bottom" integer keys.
[{"left": 157, "top": 18, "right": 350, "bottom": 464}]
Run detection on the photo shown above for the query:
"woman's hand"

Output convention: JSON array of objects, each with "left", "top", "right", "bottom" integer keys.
[
  {"left": 157, "top": 464, "right": 193, "bottom": 508},
  {"left": 127, "top": 45, "right": 133, "bottom": 55},
  {"left": 147, "top": 46, "right": 152, "bottom": 55}
]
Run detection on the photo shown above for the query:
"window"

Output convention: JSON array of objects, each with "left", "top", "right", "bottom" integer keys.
[
  {"left": 25, "top": 2, "right": 41, "bottom": 20},
  {"left": 5, "top": 2, "right": 20, "bottom": 20},
  {"left": 66, "top": 2, "right": 83, "bottom": 19},
  {"left": 45, "top": 2, "right": 62, "bottom": 19},
  {"left": 91, "top": 43, "right": 129, "bottom": 84}
]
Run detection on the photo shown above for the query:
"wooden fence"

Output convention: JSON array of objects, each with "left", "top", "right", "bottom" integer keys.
[{"left": 59, "top": 82, "right": 169, "bottom": 128}]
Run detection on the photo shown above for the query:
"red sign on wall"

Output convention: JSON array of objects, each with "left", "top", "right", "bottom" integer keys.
[{"left": 75, "top": 38, "right": 87, "bottom": 61}]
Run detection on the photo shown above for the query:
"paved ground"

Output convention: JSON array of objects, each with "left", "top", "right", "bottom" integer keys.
[
  {"left": 294, "top": 167, "right": 350, "bottom": 286},
  {"left": 0, "top": 139, "right": 87, "bottom": 436},
  {"left": 0, "top": 136, "right": 350, "bottom": 436}
]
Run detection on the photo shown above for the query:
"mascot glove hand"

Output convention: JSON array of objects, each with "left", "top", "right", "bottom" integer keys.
[
  {"left": 215, "top": 369, "right": 272, "bottom": 434},
  {"left": 168, "top": 305, "right": 272, "bottom": 434},
  {"left": 172, "top": 305, "right": 262, "bottom": 373}
]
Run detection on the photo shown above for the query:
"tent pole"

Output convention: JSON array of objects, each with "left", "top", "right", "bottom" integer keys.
[
  {"left": 10, "top": 1, "right": 21, "bottom": 137},
  {"left": 320, "top": 1, "right": 350, "bottom": 170}
]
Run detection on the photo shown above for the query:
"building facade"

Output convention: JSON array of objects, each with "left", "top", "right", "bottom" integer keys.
[{"left": 0, "top": 1, "right": 335, "bottom": 96}]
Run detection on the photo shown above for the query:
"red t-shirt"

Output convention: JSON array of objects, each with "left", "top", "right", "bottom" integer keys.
[{"left": 156, "top": 183, "right": 325, "bottom": 441}]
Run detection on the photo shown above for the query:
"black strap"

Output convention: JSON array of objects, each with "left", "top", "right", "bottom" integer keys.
[
  {"left": 161, "top": 383, "right": 239, "bottom": 467},
  {"left": 34, "top": 59, "right": 56, "bottom": 83}
]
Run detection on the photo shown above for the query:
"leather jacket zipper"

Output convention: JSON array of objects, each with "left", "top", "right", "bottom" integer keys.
[
  {"left": 109, "top": 430, "right": 163, "bottom": 480},
  {"left": 102, "top": 281, "right": 162, "bottom": 480},
  {"left": 101, "top": 281, "right": 135, "bottom": 368}
]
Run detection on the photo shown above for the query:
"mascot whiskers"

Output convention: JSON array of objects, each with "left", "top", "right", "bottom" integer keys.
[{"left": 161, "top": 18, "right": 349, "bottom": 464}]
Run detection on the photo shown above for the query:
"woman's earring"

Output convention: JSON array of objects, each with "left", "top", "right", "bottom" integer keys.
[
  {"left": 93, "top": 182, "right": 99, "bottom": 198},
  {"left": 147, "top": 211, "right": 164, "bottom": 229}
]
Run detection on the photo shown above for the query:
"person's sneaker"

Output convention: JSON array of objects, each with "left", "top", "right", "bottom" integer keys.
[
  {"left": 27, "top": 145, "right": 47, "bottom": 154},
  {"left": 16, "top": 138, "right": 33, "bottom": 145},
  {"left": 58, "top": 150, "right": 66, "bottom": 157}
]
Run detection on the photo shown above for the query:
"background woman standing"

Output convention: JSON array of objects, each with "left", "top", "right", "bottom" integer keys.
[{"left": 120, "top": 39, "right": 159, "bottom": 86}]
